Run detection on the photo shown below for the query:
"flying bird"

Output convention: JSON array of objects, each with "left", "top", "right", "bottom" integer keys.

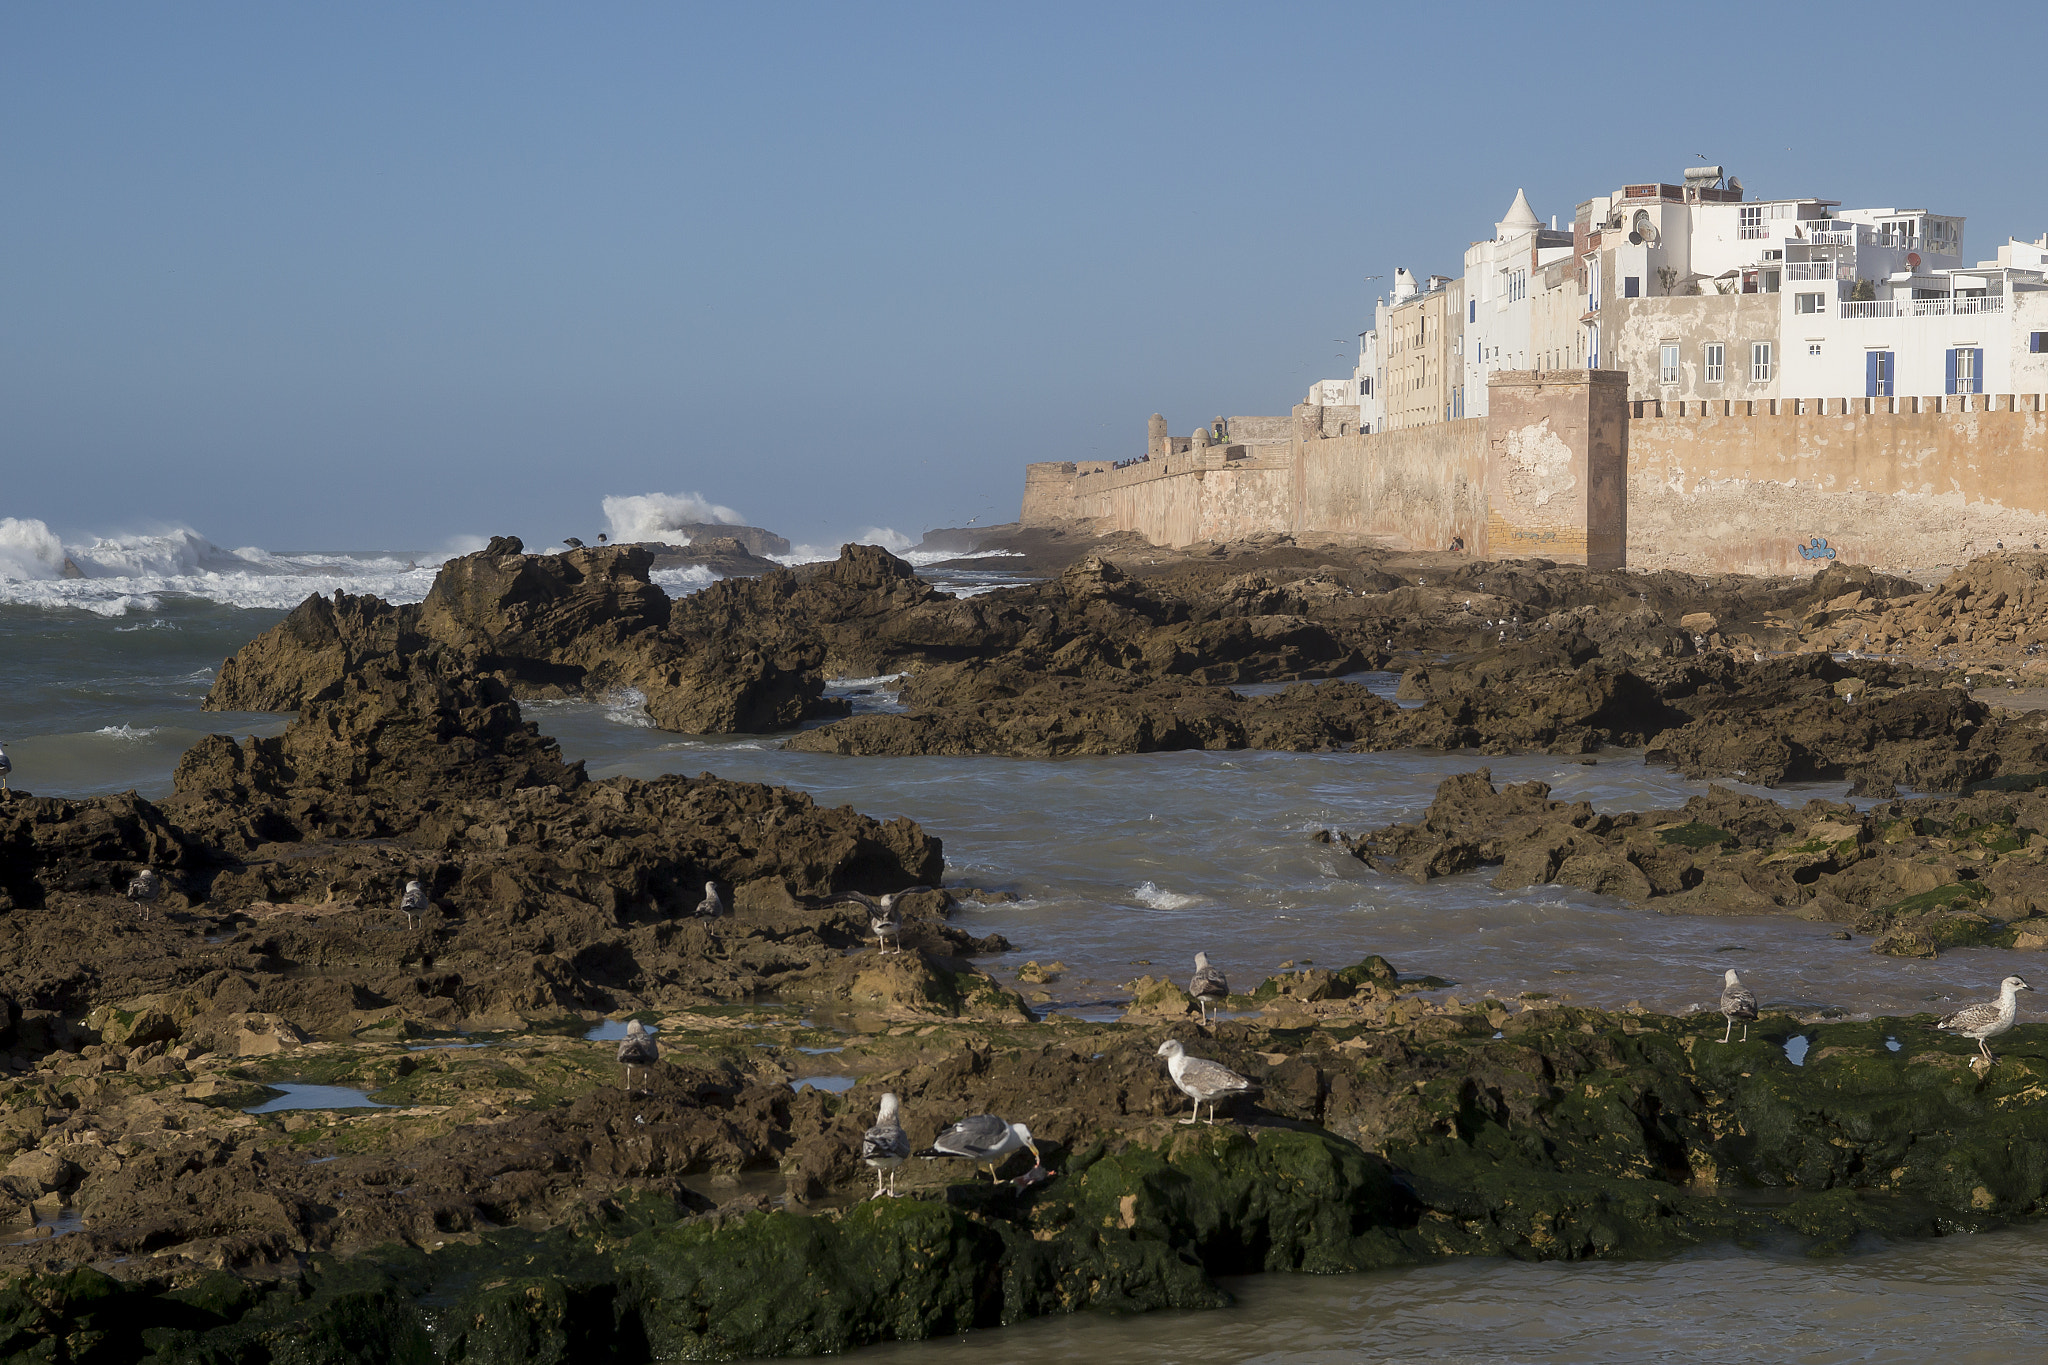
[
  {"left": 694, "top": 880, "right": 728, "bottom": 918},
  {"left": 399, "top": 879, "right": 427, "bottom": 929},
  {"left": 1188, "top": 952, "right": 1228, "bottom": 1024},
  {"left": 1156, "top": 1039, "right": 1260, "bottom": 1125},
  {"left": 126, "top": 868, "right": 162, "bottom": 919},
  {"left": 616, "top": 1019, "right": 659, "bottom": 1090},
  {"left": 1720, "top": 969, "right": 1758, "bottom": 1043},
  {"left": 1934, "top": 975, "right": 2034, "bottom": 1063},
  {"left": 860, "top": 1093, "right": 911, "bottom": 1198},
  {"left": 919, "top": 1114, "right": 1039, "bottom": 1183}
]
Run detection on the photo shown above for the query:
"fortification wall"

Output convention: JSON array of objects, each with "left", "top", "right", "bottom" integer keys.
[
  {"left": 1628, "top": 393, "right": 2048, "bottom": 576},
  {"left": 1297, "top": 421, "right": 1487, "bottom": 550},
  {"left": 1024, "top": 386, "right": 2048, "bottom": 578}
]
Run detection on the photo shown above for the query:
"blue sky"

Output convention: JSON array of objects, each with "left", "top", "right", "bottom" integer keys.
[{"left": 5, "top": 2, "right": 2044, "bottom": 551}]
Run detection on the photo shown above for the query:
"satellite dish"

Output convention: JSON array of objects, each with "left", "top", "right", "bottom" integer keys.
[
  {"left": 1727, "top": 176, "right": 1744, "bottom": 198},
  {"left": 1628, "top": 232, "right": 1642, "bottom": 245},
  {"left": 1907, "top": 252, "right": 1922, "bottom": 270}
]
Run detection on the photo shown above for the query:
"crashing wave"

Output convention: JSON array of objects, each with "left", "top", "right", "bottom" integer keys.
[{"left": 601, "top": 492, "right": 745, "bottom": 544}]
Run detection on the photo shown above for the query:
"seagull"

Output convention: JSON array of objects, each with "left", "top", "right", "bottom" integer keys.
[
  {"left": 563, "top": 537, "right": 585, "bottom": 549},
  {"left": 597, "top": 533, "right": 609, "bottom": 543},
  {"left": 1935, "top": 975, "right": 2034, "bottom": 1063},
  {"left": 860, "top": 1092, "right": 911, "bottom": 1198},
  {"left": 616, "top": 1019, "right": 659, "bottom": 1090},
  {"left": 1720, "top": 969, "right": 1758, "bottom": 1043},
  {"left": 918, "top": 1114, "right": 1039, "bottom": 1182},
  {"left": 126, "top": 868, "right": 162, "bottom": 919},
  {"left": 830, "top": 887, "right": 934, "bottom": 955},
  {"left": 693, "top": 880, "right": 728, "bottom": 918},
  {"left": 0, "top": 742, "right": 10, "bottom": 797},
  {"left": 1188, "top": 952, "right": 1229, "bottom": 1024},
  {"left": 1156, "top": 1039, "right": 1260, "bottom": 1125},
  {"left": 399, "top": 879, "right": 427, "bottom": 929}
]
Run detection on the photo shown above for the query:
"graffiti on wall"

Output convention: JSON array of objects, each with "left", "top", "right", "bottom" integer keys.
[{"left": 1796, "top": 536, "right": 1838, "bottom": 561}]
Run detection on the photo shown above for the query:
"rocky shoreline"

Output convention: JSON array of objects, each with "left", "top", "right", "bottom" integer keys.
[{"left": 6, "top": 534, "right": 2048, "bottom": 1359}]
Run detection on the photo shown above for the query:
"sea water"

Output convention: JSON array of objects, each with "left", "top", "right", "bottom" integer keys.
[{"left": 5, "top": 532, "right": 2046, "bottom": 1361}]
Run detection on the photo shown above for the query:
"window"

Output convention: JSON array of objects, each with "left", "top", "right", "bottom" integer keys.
[
  {"left": 1504, "top": 269, "right": 1527, "bottom": 303},
  {"left": 1659, "top": 343, "right": 1679, "bottom": 385},
  {"left": 1867, "top": 350, "right": 1893, "bottom": 398},
  {"left": 2031, "top": 332, "right": 2047, "bottom": 354},
  {"left": 1739, "top": 205, "right": 1766, "bottom": 239},
  {"left": 1761, "top": 269, "right": 1781, "bottom": 294},
  {"left": 1795, "top": 292, "right": 1826, "bottom": 315},
  {"left": 1704, "top": 343, "right": 1725, "bottom": 383},
  {"left": 1588, "top": 323, "right": 1600, "bottom": 368},
  {"left": 1359, "top": 377, "right": 1371, "bottom": 396},
  {"left": 1948, "top": 347, "right": 1983, "bottom": 394},
  {"left": 1624, "top": 276, "right": 1641, "bottom": 298},
  {"left": 1751, "top": 342, "right": 1774, "bottom": 383},
  {"left": 1468, "top": 301, "right": 1476, "bottom": 323},
  {"left": 1808, "top": 343, "right": 1822, "bottom": 356}
]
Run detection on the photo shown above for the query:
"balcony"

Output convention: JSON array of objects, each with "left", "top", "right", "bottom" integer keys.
[
  {"left": 1838, "top": 295, "right": 2004, "bottom": 320},
  {"left": 1783, "top": 263, "right": 1850, "bottom": 281}
]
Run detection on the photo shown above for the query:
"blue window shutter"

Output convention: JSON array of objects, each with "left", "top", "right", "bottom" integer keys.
[
  {"left": 1946, "top": 349, "right": 1958, "bottom": 394},
  {"left": 1866, "top": 351, "right": 1878, "bottom": 398},
  {"left": 1972, "top": 348, "right": 1984, "bottom": 393}
]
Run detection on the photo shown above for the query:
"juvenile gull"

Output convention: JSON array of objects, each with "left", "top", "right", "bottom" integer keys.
[
  {"left": 1720, "top": 969, "right": 1758, "bottom": 1043},
  {"left": 918, "top": 1114, "right": 1038, "bottom": 1182},
  {"left": 616, "top": 1019, "right": 659, "bottom": 1090},
  {"left": 1188, "top": 952, "right": 1228, "bottom": 1024},
  {"left": 1156, "top": 1039, "right": 1259, "bottom": 1125},
  {"left": 694, "top": 880, "right": 728, "bottom": 918},
  {"left": 399, "top": 879, "right": 427, "bottom": 929},
  {"left": 1935, "top": 975, "right": 2034, "bottom": 1063},
  {"left": 126, "top": 868, "right": 162, "bottom": 919},
  {"left": 0, "top": 742, "right": 10, "bottom": 798},
  {"left": 860, "top": 1092, "right": 911, "bottom": 1198}
]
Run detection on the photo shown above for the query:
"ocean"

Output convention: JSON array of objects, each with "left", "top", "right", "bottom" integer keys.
[{"left": 4, "top": 519, "right": 2046, "bottom": 1362}]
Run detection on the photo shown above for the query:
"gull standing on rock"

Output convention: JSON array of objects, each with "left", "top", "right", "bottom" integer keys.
[
  {"left": 831, "top": 888, "right": 934, "bottom": 955},
  {"left": 616, "top": 1020, "right": 659, "bottom": 1090},
  {"left": 1189, "top": 952, "right": 1228, "bottom": 1023},
  {"left": 0, "top": 742, "right": 11, "bottom": 798},
  {"left": 127, "top": 868, "right": 162, "bottom": 919},
  {"left": 1719, "top": 969, "right": 1758, "bottom": 1043},
  {"left": 1156, "top": 1039, "right": 1260, "bottom": 1125},
  {"left": 694, "top": 880, "right": 728, "bottom": 918},
  {"left": 860, "top": 1093, "right": 911, "bottom": 1198},
  {"left": 1935, "top": 975, "right": 2034, "bottom": 1063},
  {"left": 918, "top": 1114, "right": 1039, "bottom": 1182},
  {"left": 399, "top": 879, "right": 427, "bottom": 929}
]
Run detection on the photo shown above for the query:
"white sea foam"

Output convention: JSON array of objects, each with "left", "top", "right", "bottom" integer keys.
[
  {"left": 93, "top": 725, "right": 160, "bottom": 741},
  {"left": 598, "top": 688, "right": 656, "bottom": 728},
  {"left": 602, "top": 492, "right": 745, "bottom": 543},
  {"left": 1132, "top": 881, "right": 1202, "bottom": 910},
  {"left": 649, "top": 565, "right": 722, "bottom": 596},
  {"left": 0, "top": 517, "right": 455, "bottom": 615}
]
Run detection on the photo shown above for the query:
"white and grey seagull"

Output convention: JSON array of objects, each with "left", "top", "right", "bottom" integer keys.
[
  {"left": 0, "top": 741, "right": 11, "bottom": 798},
  {"left": 1188, "top": 952, "right": 1229, "bottom": 1023},
  {"left": 399, "top": 879, "right": 428, "bottom": 929},
  {"left": 616, "top": 1019, "right": 659, "bottom": 1090},
  {"left": 919, "top": 1114, "right": 1039, "bottom": 1182},
  {"left": 1720, "top": 968, "right": 1758, "bottom": 1043},
  {"left": 830, "top": 887, "right": 934, "bottom": 955},
  {"left": 1156, "top": 1039, "right": 1260, "bottom": 1125},
  {"left": 1935, "top": 975, "right": 2034, "bottom": 1063},
  {"left": 860, "top": 1092, "right": 911, "bottom": 1198},
  {"left": 694, "top": 880, "right": 728, "bottom": 918},
  {"left": 126, "top": 868, "right": 162, "bottom": 919}
]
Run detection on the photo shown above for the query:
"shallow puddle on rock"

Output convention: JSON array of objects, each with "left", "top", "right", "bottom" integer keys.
[
  {"left": 790, "top": 1076, "right": 856, "bottom": 1094},
  {"left": 4, "top": 1209, "right": 83, "bottom": 1246},
  {"left": 1886, "top": 1035, "right": 1903, "bottom": 1052},
  {"left": 244, "top": 1083, "right": 392, "bottom": 1114},
  {"left": 583, "top": 1020, "right": 658, "bottom": 1042},
  {"left": 1783, "top": 1036, "right": 1812, "bottom": 1066}
]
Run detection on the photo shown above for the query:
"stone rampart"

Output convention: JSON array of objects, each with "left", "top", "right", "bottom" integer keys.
[{"left": 1023, "top": 383, "right": 2048, "bottom": 577}]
